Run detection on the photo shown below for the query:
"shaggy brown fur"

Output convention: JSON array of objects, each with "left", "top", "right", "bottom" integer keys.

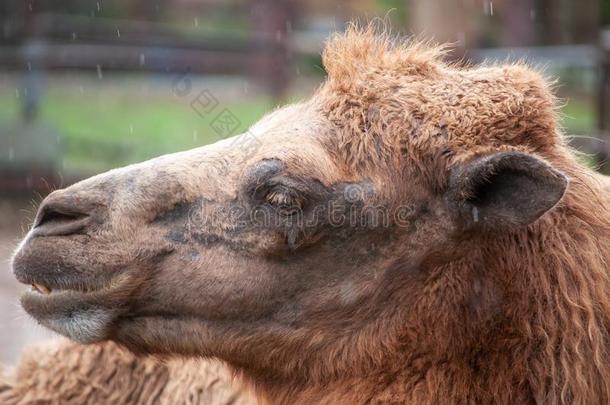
[
  {"left": 312, "top": 25, "right": 610, "bottom": 404},
  {"left": 296, "top": 25, "right": 610, "bottom": 404},
  {"left": 7, "top": 24, "right": 610, "bottom": 404},
  {"left": 0, "top": 339, "right": 254, "bottom": 404}
]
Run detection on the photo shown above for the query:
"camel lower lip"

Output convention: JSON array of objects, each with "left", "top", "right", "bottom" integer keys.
[{"left": 21, "top": 290, "right": 120, "bottom": 343}]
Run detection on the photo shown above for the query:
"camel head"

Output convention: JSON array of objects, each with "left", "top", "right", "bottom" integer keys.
[{"left": 12, "top": 27, "right": 569, "bottom": 386}]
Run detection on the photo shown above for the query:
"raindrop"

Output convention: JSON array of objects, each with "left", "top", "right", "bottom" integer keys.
[
  {"left": 96, "top": 2, "right": 100, "bottom": 12},
  {"left": 28, "top": 3, "right": 32, "bottom": 11},
  {"left": 71, "top": 32, "right": 77, "bottom": 40},
  {"left": 116, "top": 28, "right": 120, "bottom": 38},
  {"left": 56, "top": 136, "right": 61, "bottom": 144},
  {"left": 530, "top": 9, "right": 536, "bottom": 21},
  {"left": 96, "top": 64, "right": 103, "bottom": 79},
  {"left": 26, "top": 62, "right": 31, "bottom": 71},
  {"left": 194, "top": 17, "right": 198, "bottom": 27},
  {"left": 78, "top": 85, "right": 84, "bottom": 93},
  {"left": 275, "top": 30, "right": 282, "bottom": 42},
  {"left": 295, "top": 66, "right": 300, "bottom": 75},
  {"left": 193, "top": 130, "right": 198, "bottom": 141},
  {"left": 15, "top": 88, "right": 19, "bottom": 98},
  {"left": 129, "top": 124, "right": 134, "bottom": 134},
  {"left": 139, "top": 53, "right": 146, "bottom": 66},
  {"left": 8, "top": 148, "right": 14, "bottom": 161},
  {"left": 484, "top": 0, "right": 493, "bottom": 16}
]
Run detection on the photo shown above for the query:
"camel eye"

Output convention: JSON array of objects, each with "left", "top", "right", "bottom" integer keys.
[{"left": 265, "top": 190, "right": 302, "bottom": 215}]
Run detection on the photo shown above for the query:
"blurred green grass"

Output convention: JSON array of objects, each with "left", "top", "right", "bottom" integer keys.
[
  {"left": 0, "top": 83, "right": 273, "bottom": 172},
  {"left": 41, "top": 91, "right": 271, "bottom": 171}
]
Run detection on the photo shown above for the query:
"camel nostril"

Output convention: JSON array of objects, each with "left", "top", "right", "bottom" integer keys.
[
  {"left": 33, "top": 202, "right": 91, "bottom": 237},
  {"left": 37, "top": 208, "right": 85, "bottom": 227}
]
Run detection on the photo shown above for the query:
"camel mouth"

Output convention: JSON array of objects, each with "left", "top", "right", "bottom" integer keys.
[
  {"left": 25, "top": 277, "right": 120, "bottom": 295},
  {"left": 19, "top": 273, "right": 134, "bottom": 343},
  {"left": 28, "top": 281, "right": 103, "bottom": 295},
  {"left": 16, "top": 271, "right": 128, "bottom": 300}
]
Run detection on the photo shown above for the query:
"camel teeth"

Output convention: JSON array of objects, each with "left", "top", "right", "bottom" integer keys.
[{"left": 32, "top": 283, "right": 51, "bottom": 295}]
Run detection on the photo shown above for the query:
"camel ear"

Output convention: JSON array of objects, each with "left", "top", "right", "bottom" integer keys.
[{"left": 445, "top": 151, "right": 568, "bottom": 230}]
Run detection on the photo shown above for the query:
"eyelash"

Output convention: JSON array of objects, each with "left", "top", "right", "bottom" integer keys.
[{"left": 265, "top": 190, "right": 302, "bottom": 213}]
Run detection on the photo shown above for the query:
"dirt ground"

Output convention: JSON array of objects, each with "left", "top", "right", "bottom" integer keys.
[{"left": 0, "top": 197, "right": 54, "bottom": 366}]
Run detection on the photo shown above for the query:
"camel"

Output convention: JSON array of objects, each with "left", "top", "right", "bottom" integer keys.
[{"left": 5, "top": 25, "right": 610, "bottom": 404}]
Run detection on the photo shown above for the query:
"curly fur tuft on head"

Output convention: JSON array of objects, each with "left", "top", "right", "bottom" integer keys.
[
  {"left": 318, "top": 23, "right": 560, "bottom": 182},
  {"left": 322, "top": 23, "right": 450, "bottom": 87}
]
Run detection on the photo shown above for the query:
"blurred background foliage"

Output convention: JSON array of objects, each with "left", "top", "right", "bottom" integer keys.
[
  {"left": 0, "top": 0, "right": 607, "bottom": 179},
  {"left": 0, "top": 0, "right": 607, "bottom": 177}
]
